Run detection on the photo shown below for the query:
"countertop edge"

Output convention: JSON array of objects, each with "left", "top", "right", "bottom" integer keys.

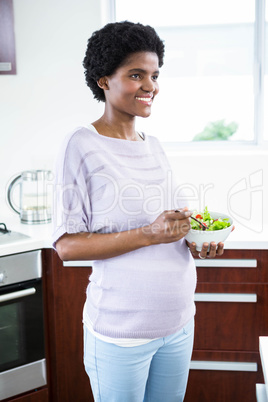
[
  {"left": 0, "top": 220, "right": 267, "bottom": 257},
  {"left": 0, "top": 237, "right": 268, "bottom": 258}
]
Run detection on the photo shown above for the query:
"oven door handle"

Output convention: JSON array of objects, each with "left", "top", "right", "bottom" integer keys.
[{"left": 0, "top": 287, "right": 36, "bottom": 303}]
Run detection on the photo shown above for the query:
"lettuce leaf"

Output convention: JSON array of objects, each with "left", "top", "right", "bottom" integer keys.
[{"left": 190, "top": 207, "right": 231, "bottom": 231}]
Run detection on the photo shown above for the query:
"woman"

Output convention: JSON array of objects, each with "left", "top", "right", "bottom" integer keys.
[{"left": 53, "top": 21, "right": 224, "bottom": 402}]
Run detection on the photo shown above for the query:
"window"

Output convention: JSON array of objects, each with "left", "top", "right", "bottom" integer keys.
[{"left": 105, "top": 0, "right": 267, "bottom": 145}]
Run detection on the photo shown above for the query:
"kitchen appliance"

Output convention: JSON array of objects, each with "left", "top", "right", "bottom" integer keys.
[
  {"left": 0, "top": 250, "right": 47, "bottom": 400},
  {"left": 0, "top": 223, "right": 30, "bottom": 244},
  {"left": 7, "top": 170, "right": 53, "bottom": 224}
]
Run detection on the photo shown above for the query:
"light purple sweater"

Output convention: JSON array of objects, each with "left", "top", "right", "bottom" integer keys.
[{"left": 52, "top": 126, "right": 196, "bottom": 339}]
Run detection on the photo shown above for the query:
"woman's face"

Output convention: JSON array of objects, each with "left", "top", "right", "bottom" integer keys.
[{"left": 101, "top": 51, "right": 160, "bottom": 119}]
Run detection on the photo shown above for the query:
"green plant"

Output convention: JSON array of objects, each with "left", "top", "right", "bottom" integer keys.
[{"left": 193, "top": 119, "right": 238, "bottom": 141}]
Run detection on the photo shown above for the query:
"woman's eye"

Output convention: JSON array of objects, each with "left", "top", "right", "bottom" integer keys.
[
  {"left": 152, "top": 75, "right": 159, "bottom": 81},
  {"left": 131, "top": 74, "right": 140, "bottom": 79}
]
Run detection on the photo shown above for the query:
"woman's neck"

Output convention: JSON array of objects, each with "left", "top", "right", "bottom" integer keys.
[{"left": 92, "top": 116, "right": 142, "bottom": 141}]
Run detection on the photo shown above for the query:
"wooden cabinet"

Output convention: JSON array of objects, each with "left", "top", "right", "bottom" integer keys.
[
  {"left": 42, "top": 249, "right": 94, "bottom": 402},
  {"left": 4, "top": 388, "right": 48, "bottom": 402},
  {"left": 185, "top": 351, "right": 263, "bottom": 402},
  {"left": 42, "top": 248, "right": 268, "bottom": 402},
  {"left": 184, "top": 249, "right": 268, "bottom": 402}
]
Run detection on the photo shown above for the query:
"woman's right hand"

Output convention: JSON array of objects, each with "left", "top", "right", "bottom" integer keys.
[
  {"left": 56, "top": 208, "right": 192, "bottom": 261},
  {"left": 145, "top": 208, "right": 192, "bottom": 245}
]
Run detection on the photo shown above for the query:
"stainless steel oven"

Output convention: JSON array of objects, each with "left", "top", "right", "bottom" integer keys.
[{"left": 0, "top": 250, "right": 46, "bottom": 400}]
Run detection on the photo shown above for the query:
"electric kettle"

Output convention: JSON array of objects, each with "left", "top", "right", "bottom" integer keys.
[{"left": 7, "top": 170, "right": 53, "bottom": 224}]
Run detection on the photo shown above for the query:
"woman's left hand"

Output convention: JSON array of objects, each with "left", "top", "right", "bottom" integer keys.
[{"left": 187, "top": 241, "right": 224, "bottom": 259}]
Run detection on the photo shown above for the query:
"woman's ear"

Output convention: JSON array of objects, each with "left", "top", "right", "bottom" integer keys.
[{"left": 97, "top": 77, "right": 109, "bottom": 90}]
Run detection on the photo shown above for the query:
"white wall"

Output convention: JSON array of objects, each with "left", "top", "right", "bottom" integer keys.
[
  {"left": 0, "top": 0, "right": 103, "bottom": 215},
  {"left": 1, "top": 1, "right": 267, "bottom": 234}
]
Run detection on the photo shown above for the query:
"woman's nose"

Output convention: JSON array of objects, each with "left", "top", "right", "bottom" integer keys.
[{"left": 142, "top": 78, "right": 156, "bottom": 93}]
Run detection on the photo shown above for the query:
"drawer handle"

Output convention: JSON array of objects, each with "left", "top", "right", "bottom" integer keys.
[
  {"left": 195, "top": 259, "right": 257, "bottom": 268},
  {"left": 190, "top": 360, "right": 257, "bottom": 372},
  {"left": 63, "top": 260, "right": 93, "bottom": 267},
  {"left": 0, "top": 288, "right": 36, "bottom": 303},
  {"left": 194, "top": 293, "right": 257, "bottom": 302}
]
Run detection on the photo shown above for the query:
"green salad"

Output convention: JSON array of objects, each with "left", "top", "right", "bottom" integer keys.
[{"left": 190, "top": 206, "right": 231, "bottom": 231}]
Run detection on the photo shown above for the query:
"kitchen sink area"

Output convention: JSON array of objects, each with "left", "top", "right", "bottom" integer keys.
[{"left": 0, "top": 223, "right": 30, "bottom": 244}]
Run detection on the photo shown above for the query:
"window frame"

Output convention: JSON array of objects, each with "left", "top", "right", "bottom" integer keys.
[{"left": 101, "top": 0, "right": 267, "bottom": 149}]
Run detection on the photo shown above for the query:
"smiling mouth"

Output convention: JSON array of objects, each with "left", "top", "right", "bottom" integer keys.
[{"left": 135, "top": 96, "right": 153, "bottom": 104}]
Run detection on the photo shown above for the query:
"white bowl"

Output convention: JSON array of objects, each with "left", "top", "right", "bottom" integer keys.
[{"left": 185, "top": 211, "right": 234, "bottom": 251}]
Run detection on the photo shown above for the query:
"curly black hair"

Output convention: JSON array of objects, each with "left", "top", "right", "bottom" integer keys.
[{"left": 83, "top": 21, "right": 165, "bottom": 102}]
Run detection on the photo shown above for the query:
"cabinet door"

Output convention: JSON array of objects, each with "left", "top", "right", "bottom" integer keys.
[
  {"left": 43, "top": 250, "right": 94, "bottom": 402},
  {"left": 194, "top": 283, "right": 268, "bottom": 351},
  {"left": 4, "top": 388, "right": 48, "bottom": 402},
  {"left": 0, "top": 0, "right": 16, "bottom": 74},
  {"left": 184, "top": 350, "right": 264, "bottom": 402},
  {"left": 195, "top": 249, "right": 268, "bottom": 284}
]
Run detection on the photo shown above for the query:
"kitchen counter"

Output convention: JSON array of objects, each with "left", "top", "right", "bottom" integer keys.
[
  {"left": 260, "top": 338, "right": 268, "bottom": 393},
  {"left": 257, "top": 337, "right": 268, "bottom": 402},
  {"left": 0, "top": 214, "right": 53, "bottom": 257},
  {"left": 1, "top": 213, "right": 268, "bottom": 257}
]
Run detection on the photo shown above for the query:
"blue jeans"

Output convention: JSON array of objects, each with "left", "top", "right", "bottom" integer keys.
[{"left": 83, "top": 318, "right": 194, "bottom": 402}]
